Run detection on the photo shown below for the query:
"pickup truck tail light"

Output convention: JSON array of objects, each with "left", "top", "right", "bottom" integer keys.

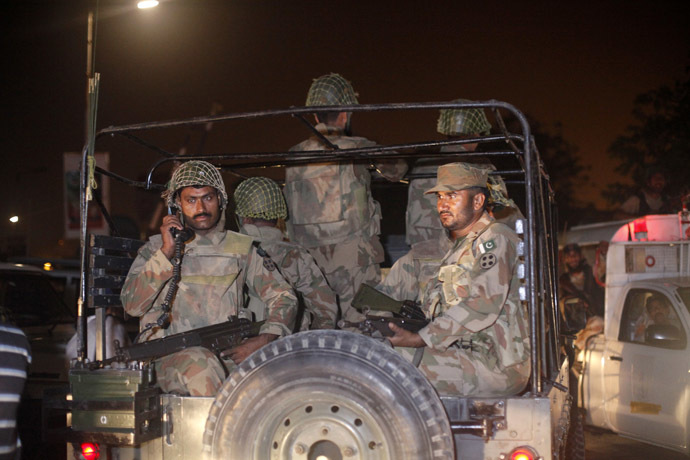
[
  {"left": 80, "top": 442, "right": 100, "bottom": 460},
  {"left": 509, "top": 445, "right": 538, "bottom": 460}
]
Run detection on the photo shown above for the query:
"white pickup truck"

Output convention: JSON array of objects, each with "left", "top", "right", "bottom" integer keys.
[{"left": 575, "top": 212, "right": 690, "bottom": 456}]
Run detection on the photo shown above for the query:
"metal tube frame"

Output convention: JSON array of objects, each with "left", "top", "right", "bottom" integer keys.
[{"left": 79, "top": 99, "right": 562, "bottom": 396}]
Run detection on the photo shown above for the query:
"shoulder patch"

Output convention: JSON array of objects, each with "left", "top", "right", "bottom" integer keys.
[
  {"left": 479, "top": 253, "right": 497, "bottom": 270},
  {"left": 478, "top": 239, "right": 496, "bottom": 254}
]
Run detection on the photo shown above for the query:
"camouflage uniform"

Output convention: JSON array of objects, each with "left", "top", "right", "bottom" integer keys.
[
  {"left": 285, "top": 123, "right": 397, "bottom": 322},
  {"left": 121, "top": 214, "right": 297, "bottom": 396},
  {"left": 399, "top": 212, "right": 530, "bottom": 397},
  {"left": 377, "top": 234, "right": 452, "bottom": 303},
  {"left": 240, "top": 223, "right": 337, "bottom": 330},
  {"left": 406, "top": 158, "right": 450, "bottom": 246}
]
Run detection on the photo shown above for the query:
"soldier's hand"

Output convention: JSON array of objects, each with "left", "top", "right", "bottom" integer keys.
[
  {"left": 224, "top": 333, "right": 278, "bottom": 364},
  {"left": 160, "top": 214, "right": 184, "bottom": 260},
  {"left": 387, "top": 323, "right": 425, "bottom": 348}
]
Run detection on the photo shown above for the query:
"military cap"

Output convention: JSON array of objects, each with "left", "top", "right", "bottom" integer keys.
[{"left": 424, "top": 162, "right": 489, "bottom": 194}]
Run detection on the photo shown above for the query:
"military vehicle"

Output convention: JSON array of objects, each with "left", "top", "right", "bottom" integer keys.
[{"left": 43, "top": 96, "right": 578, "bottom": 460}]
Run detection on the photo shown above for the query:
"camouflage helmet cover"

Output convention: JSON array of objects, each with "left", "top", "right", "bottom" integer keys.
[
  {"left": 437, "top": 99, "right": 492, "bottom": 136},
  {"left": 163, "top": 161, "right": 228, "bottom": 210},
  {"left": 305, "top": 73, "right": 359, "bottom": 107},
  {"left": 234, "top": 177, "right": 288, "bottom": 220}
]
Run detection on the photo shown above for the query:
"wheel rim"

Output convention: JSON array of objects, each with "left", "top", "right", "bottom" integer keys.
[{"left": 263, "top": 395, "right": 391, "bottom": 460}]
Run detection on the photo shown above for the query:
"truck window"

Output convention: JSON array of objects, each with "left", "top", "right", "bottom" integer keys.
[{"left": 619, "top": 289, "right": 685, "bottom": 345}]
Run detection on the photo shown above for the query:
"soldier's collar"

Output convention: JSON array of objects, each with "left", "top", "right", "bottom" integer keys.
[{"left": 464, "top": 212, "right": 494, "bottom": 241}]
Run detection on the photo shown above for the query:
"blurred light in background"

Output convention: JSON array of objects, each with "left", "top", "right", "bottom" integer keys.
[{"left": 137, "top": 1, "right": 159, "bottom": 9}]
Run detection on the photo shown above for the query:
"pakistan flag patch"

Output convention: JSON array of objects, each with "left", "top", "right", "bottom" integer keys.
[{"left": 478, "top": 239, "right": 496, "bottom": 254}]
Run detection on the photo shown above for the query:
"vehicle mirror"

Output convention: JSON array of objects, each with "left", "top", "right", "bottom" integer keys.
[{"left": 644, "top": 324, "right": 686, "bottom": 349}]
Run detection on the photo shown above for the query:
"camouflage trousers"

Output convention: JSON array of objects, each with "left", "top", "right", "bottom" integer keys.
[
  {"left": 308, "top": 237, "right": 383, "bottom": 323},
  {"left": 155, "top": 346, "right": 226, "bottom": 396},
  {"left": 397, "top": 346, "right": 530, "bottom": 397}
]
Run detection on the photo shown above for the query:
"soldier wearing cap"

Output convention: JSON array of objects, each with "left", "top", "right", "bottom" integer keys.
[
  {"left": 284, "top": 73, "right": 407, "bottom": 323},
  {"left": 388, "top": 162, "right": 530, "bottom": 397},
  {"left": 121, "top": 161, "right": 298, "bottom": 396},
  {"left": 234, "top": 177, "right": 337, "bottom": 330}
]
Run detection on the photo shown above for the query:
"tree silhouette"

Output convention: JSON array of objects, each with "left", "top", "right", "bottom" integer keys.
[
  {"left": 605, "top": 71, "right": 690, "bottom": 206},
  {"left": 504, "top": 114, "right": 590, "bottom": 227}
]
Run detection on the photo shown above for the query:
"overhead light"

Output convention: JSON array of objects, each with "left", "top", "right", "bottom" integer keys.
[
  {"left": 137, "top": 0, "right": 159, "bottom": 9},
  {"left": 9, "top": 216, "right": 18, "bottom": 223}
]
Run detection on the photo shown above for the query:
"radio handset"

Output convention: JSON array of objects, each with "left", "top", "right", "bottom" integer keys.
[
  {"left": 146, "top": 207, "right": 192, "bottom": 331},
  {"left": 168, "top": 206, "right": 194, "bottom": 241}
]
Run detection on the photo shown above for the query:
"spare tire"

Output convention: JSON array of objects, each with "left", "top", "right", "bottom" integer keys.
[{"left": 203, "top": 330, "right": 454, "bottom": 460}]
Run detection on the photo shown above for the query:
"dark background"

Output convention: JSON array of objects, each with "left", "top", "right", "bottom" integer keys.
[{"left": 2, "top": 0, "right": 689, "bottom": 259}]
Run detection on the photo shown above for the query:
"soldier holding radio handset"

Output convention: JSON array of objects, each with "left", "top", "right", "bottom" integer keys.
[{"left": 121, "top": 161, "right": 298, "bottom": 397}]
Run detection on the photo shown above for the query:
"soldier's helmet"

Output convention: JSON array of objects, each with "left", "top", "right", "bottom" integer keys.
[
  {"left": 305, "top": 73, "right": 359, "bottom": 107},
  {"left": 437, "top": 99, "right": 491, "bottom": 136},
  {"left": 163, "top": 161, "right": 228, "bottom": 210},
  {"left": 234, "top": 177, "right": 288, "bottom": 221}
]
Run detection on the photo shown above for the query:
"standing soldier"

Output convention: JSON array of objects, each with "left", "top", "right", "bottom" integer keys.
[
  {"left": 121, "top": 161, "right": 297, "bottom": 396},
  {"left": 234, "top": 176, "right": 338, "bottom": 330},
  {"left": 284, "top": 73, "right": 406, "bottom": 322},
  {"left": 388, "top": 162, "right": 530, "bottom": 397}
]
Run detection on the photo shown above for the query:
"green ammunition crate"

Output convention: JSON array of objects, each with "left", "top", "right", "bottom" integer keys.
[{"left": 68, "top": 368, "right": 162, "bottom": 443}]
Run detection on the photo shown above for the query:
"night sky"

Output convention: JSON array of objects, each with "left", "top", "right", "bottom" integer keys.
[{"left": 2, "top": 0, "right": 689, "bottom": 258}]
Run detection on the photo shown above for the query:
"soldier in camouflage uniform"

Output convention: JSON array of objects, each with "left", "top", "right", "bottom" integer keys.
[
  {"left": 284, "top": 73, "right": 406, "bottom": 322},
  {"left": 389, "top": 162, "right": 530, "bottom": 397},
  {"left": 121, "top": 161, "right": 297, "bottom": 396},
  {"left": 234, "top": 176, "right": 337, "bottom": 330}
]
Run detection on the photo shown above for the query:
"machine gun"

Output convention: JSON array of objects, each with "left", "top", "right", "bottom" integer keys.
[
  {"left": 93, "top": 317, "right": 263, "bottom": 368},
  {"left": 351, "top": 283, "right": 426, "bottom": 321}
]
